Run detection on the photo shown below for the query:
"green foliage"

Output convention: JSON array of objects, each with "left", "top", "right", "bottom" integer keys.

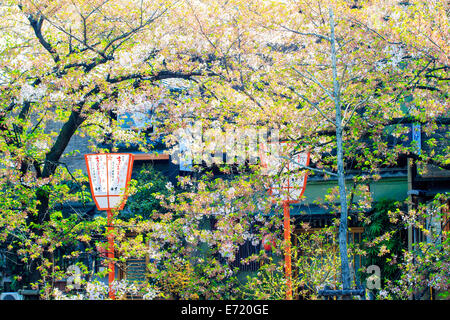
[
  {"left": 379, "top": 195, "right": 450, "bottom": 300},
  {"left": 119, "top": 164, "right": 171, "bottom": 221},
  {"left": 0, "top": 0, "right": 448, "bottom": 300},
  {"left": 241, "top": 226, "right": 341, "bottom": 300},
  {"left": 240, "top": 258, "right": 288, "bottom": 300},
  {"left": 361, "top": 199, "right": 405, "bottom": 287},
  {"left": 152, "top": 256, "right": 240, "bottom": 300}
]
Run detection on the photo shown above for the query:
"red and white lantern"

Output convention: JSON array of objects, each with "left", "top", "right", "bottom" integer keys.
[
  {"left": 85, "top": 153, "right": 134, "bottom": 300},
  {"left": 260, "top": 141, "right": 310, "bottom": 203},
  {"left": 85, "top": 153, "right": 134, "bottom": 210},
  {"left": 262, "top": 234, "right": 275, "bottom": 251},
  {"left": 259, "top": 141, "right": 310, "bottom": 300}
]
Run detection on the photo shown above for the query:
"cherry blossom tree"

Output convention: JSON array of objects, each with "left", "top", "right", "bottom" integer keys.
[
  {"left": 0, "top": 0, "right": 211, "bottom": 290},
  {"left": 157, "top": 0, "right": 449, "bottom": 297},
  {"left": 0, "top": 0, "right": 448, "bottom": 299}
]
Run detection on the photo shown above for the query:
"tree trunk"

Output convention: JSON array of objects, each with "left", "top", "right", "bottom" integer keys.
[
  {"left": 329, "top": 7, "right": 351, "bottom": 291},
  {"left": 27, "top": 109, "right": 87, "bottom": 287}
]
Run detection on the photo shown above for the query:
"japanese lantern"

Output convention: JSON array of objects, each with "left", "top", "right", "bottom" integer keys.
[{"left": 262, "top": 234, "right": 275, "bottom": 251}]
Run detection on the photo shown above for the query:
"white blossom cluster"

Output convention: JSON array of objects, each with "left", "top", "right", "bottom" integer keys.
[
  {"left": 52, "top": 281, "right": 108, "bottom": 300},
  {"left": 19, "top": 83, "right": 47, "bottom": 103},
  {"left": 376, "top": 45, "right": 406, "bottom": 71},
  {"left": 52, "top": 279, "right": 160, "bottom": 300},
  {"left": 219, "top": 241, "right": 236, "bottom": 259}
]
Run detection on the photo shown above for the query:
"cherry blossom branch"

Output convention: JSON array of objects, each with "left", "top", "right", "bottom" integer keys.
[
  {"left": 278, "top": 155, "right": 337, "bottom": 177},
  {"left": 270, "top": 22, "right": 331, "bottom": 43},
  {"left": 288, "top": 86, "right": 336, "bottom": 126},
  {"left": 291, "top": 67, "right": 334, "bottom": 99}
]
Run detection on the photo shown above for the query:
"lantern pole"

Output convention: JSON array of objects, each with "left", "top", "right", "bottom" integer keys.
[
  {"left": 283, "top": 200, "right": 292, "bottom": 300},
  {"left": 260, "top": 142, "right": 309, "bottom": 301},
  {"left": 85, "top": 153, "right": 134, "bottom": 300},
  {"left": 107, "top": 209, "right": 115, "bottom": 299}
]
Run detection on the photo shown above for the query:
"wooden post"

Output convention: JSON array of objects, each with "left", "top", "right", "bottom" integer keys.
[{"left": 283, "top": 201, "right": 293, "bottom": 300}]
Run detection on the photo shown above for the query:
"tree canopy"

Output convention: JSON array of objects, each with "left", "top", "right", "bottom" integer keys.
[{"left": 0, "top": 0, "right": 448, "bottom": 299}]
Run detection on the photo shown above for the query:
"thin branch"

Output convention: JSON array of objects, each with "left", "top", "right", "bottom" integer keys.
[
  {"left": 289, "top": 86, "right": 336, "bottom": 126},
  {"left": 106, "top": 69, "right": 204, "bottom": 84},
  {"left": 26, "top": 13, "right": 60, "bottom": 63},
  {"left": 342, "top": 96, "right": 370, "bottom": 127},
  {"left": 347, "top": 17, "right": 402, "bottom": 46},
  {"left": 84, "top": 0, "right": 112, "bottom": 20},
  {"left": 40, "top": 15, "right": 106, "bottom": 58},
  {"left": 102, "top": 8, "right": 168, "bottom": 55},
  {"left": 391, "top": 60, "right": 433, "bottom": 106},
  {"left": 278, "top": 155, "right": 337, "bottom": 177},
  {"left": 291, "top": 66, "right": 334, "bottom": 99},
  {"left": 276, "top": 23, "right": 331, "bottom": 43}
]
